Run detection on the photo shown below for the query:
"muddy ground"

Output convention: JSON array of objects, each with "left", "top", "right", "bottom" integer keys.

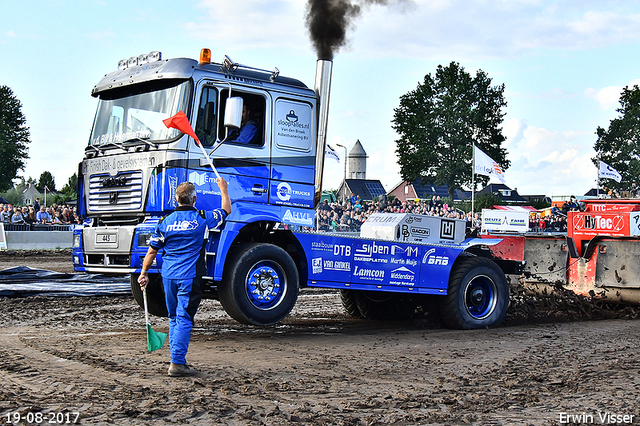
[{"left": 0, "top": 250, "right": 639, "bottom": 425}]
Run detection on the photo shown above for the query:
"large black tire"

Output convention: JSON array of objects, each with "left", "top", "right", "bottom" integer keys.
[
  {"left": 218, "top": 243, "right": 299, "bottom": 326},
  {"left": 130, "top": 273, "right": 168, "bottom": 317},
  {"left": 354, "top": 291, "right": 416, "bottom": 321},
  {"left": 439, "top": 256, "right": 509, "bottom": 330},
  {"left": 339, "top": 289, "right": 362, "bottom": 318}
]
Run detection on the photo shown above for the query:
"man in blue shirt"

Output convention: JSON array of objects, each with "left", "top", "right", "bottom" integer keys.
[
  {"left": 36, "top": 206, "right": 52, "bottom": 224},
  {"left": 228, "top": 102, "right": 260, "bottom": 145},
  {"left": 138, "top": 176, "right": 231, "bottom": 377}
]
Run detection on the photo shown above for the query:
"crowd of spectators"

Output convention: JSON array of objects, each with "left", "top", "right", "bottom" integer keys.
[
  {"left": 530, "top": 213, "right": 567, "bottom": 232},
  {"left": 314, "top": 193, "right": 585, "bottom": 234},
  {"left": 0, "top": 197, "right": 81, "bottom": 229},
  {"left": 315, "top": 193, "right": 479, "bottom": 233}
]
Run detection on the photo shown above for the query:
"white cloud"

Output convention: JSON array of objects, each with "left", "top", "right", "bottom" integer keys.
[
  {"left": 584, "top": 78, "right": 640, "bottom": 110},
  {"left": 347, "top": 2, "right": 640, "bottom": 60},
  {"left": 504, "top": 121, "right": 596, "bottom": 195},
  {"left": 187, "top": 0, "right": 308, "bottom": 52},
  {"left": 584, "top": 86, "right": 621, "bottom": 110}
]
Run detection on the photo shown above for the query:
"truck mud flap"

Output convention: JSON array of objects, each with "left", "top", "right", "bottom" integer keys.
[
  {"left": 592, "top": 239, "right": 640, "bottom": 290},
  {"left": 522, "top": 236, "right": 568, "bottom": 286},
  {"left": 565, "top": 238, "right": 640, "bottom": 304}
]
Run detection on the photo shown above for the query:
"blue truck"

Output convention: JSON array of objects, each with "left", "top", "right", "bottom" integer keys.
[{"left": 73, "top": 49, "right": 520, "bottom": 329}]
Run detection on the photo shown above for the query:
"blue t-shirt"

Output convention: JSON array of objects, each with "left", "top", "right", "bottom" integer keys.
[
  {"left": 149, "top": 206, "right": 227, "bottom": 279},
  {"left": 230, "top": 120, "right": 259, "bottom": 145}
]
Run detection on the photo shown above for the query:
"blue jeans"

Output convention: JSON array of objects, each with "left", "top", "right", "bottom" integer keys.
[{"left": 163, "top": 277, "right": 202, "bottom": 365}]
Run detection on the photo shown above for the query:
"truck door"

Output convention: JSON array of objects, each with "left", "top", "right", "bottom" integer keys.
[
  {"left": 188, "top": 83, "right": 271, "bottom": 210},
  {"left": 270, "top": 97, "right": 315, "bottom": 210}
]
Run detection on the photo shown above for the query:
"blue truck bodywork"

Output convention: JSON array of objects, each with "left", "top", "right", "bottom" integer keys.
[{"left": 73, "top": 51, "right": 513, "bottom": 329}]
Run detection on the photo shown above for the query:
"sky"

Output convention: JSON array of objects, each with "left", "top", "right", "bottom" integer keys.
[{"left": 2, "top": 0, "right": 640, "bottom": 199}]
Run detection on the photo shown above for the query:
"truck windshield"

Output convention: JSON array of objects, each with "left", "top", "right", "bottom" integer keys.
[{"left": 89, "top": 80, "right": 192, "bottom": 146}]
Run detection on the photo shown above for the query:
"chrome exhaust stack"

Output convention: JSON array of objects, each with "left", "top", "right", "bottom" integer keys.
[{"left": 314, "top": 59, "right": 333, "bottom": 207}]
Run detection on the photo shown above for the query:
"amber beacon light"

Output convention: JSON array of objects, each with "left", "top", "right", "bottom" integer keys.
[{"left": 200, "top": 48, "right": 212, "bottom": 65}]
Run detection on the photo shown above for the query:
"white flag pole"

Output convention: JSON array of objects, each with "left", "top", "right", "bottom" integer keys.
[
  {"left": 471, "top": 143, "right": 475, "bottom": 214},
  {"left": 196, "top": 139, "right": 221, "bottom": 180}
]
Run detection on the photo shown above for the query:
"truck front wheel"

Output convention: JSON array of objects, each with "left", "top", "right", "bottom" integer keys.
[
  {"left": 439, "top": 256, "right": 508, "bottom": 329},
  {"left": 130, "top": 273, "right": 168, "bottom": 317},
  {"left": 219, "top": 243, "right": 299, "bottom": 326}
]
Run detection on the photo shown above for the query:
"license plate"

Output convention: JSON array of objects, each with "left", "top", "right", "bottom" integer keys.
[{"left": 96, "top": 233, "right": 117, "bottom": 244}]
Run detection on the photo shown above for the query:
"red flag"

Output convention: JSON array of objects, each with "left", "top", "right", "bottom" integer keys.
[{"left": 163, "top": 111, "right": 200, "bottom": 144}]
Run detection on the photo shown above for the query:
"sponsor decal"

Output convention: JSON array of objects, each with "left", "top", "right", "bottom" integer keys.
[
  {"left": 188, "top": 171, "right": 217, "bottom": 186},
  {"left": 631, "top": 213, "right": 640, "bottom": 236},
  {"left": 168, "top": 175, "right": 178, "bottom": 207},
  {"left": 353, "top": 266, "right": 385, "bottom": 281},
  {"left": 312, "top": 258, "right": 322, "bottom": 274},
  {"left": 390, "top": 266, "right": 415, "bottom": 281},
  {"left": 276, "top": 182, "right": 312, "bottom": 203},
  {"left": 354, "top": 241, "right": 390, "bottom": 264},
  {"left": 166, "top": 220, "right": 199, "bottom": 232},
  {"left": 311, "top": 241, "right": 334, "bottom": 253},
  {"left": 411, "top": 226, "right": 430, "bottom": 236},
  {"left": 323, "top": 259, "right": 351, "bottom": 272},
  {"left": 355, "top": 241, "right": 389, "bottom": 258},
  {"left": 282, "top": 209, "right": 313, "bottom": 226},
  {"left": 422, "top": 248, "right": 450, "bottom": 266},
  {"left": 391, "top": 245, "right": 419, "bottom": 257},
  {"left": 277, "top": 182, "right": 292, "bottom": 201},
  {"left": 91, "top": 130, "right": 152, "bottom": 147},
  {"left": 390, "top": 245, "right": 419, "bottom": 267},
  {"left": 84, "top": 153, "right": 156, "bottom": 174},
  {"left": 440, "top": 219, "right": 456, "bottom": 240},
  {"left": 276, "top": 104, "right": 312, "bottom": 144},
  {"left": 574, "top": 214, "right": 625, "bottom": 232}
]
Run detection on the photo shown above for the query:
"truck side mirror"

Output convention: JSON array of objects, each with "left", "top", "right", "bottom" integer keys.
[{"left": 224, "top": 97, "right": 243, "bottom": 129}]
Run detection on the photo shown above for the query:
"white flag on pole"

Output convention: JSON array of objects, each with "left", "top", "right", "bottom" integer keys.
[
  {"left": 325, "top": 144, "right": 340, "bottom": 163},
  {"left": 473, "top": 145, "right": 506, "bottom": 184},
  {"left": 599, "top": 161, "right": 622, "bottom": 182}
]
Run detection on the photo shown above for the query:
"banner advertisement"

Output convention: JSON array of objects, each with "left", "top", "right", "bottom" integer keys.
[{"left": 481, "top": 209, "right": 529, "bottom": 233}]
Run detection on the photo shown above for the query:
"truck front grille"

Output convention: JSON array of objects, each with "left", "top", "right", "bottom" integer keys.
[{"left": 89, "top": 171, "right": 143, "bottom": 211}]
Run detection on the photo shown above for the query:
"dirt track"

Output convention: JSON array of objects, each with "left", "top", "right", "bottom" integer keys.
[{"left": 1, "top": 251, "right": 639, "bottom": 425}]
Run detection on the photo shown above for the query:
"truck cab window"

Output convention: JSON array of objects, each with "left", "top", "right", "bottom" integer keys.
[
  {"left": 219, "top": 91, "right": 265, "bottom": 146},
  {"left": 195, "top": 87, "right": 218, "bottom": 147}
]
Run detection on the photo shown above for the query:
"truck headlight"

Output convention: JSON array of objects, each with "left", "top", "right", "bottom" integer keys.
[
  {"left": 137, "top": 232, "right": 152, "bottom": 247},
  {"left": 73, "top": 234, "right": 82, "bottom": 248}
]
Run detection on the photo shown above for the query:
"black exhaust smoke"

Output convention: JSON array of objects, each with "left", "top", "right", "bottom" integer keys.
[
  {"left": 306, "top": 0, "right": 401, "bottom": 60},
  {"left": 306, "top": 0, "right": 409, "bottom": 205}
]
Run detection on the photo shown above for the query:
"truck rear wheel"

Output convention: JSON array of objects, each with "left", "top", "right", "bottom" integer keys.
[
  {"left": 130, "top": 273, "right": 168, "bottom": 317},
  {"left": 439, "top": 256, "right": 508, "bottom": 329},
  {"left": 339, "top": 289, "right": 362, "bottom": 318},
  {"left": 219, "top": 243, "right": 299, "bottom": 326},
  {"left": 354, "top": 291, "right": 416, "bottom": 320}
]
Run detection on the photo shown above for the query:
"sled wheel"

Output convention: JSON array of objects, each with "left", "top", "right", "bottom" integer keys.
[
  {"left": 219, "top": 243, "right": 299, "bottom": 326},
  {"left": 354, "top": 291, "right": 415, "bottom": 320},
  {"left": 439, "top": 256, "right": 508, "bottom": 329},
  {"left": 339, "top": 289, "right": 362, "bottom": 318},
  {"left": 131, "top": 273, "right": 168, "bottom": 317}
]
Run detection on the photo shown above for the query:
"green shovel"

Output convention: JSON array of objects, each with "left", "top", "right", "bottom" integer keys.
[{"left": 143, "top": 287, "right": 167, "bottom": 352}]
